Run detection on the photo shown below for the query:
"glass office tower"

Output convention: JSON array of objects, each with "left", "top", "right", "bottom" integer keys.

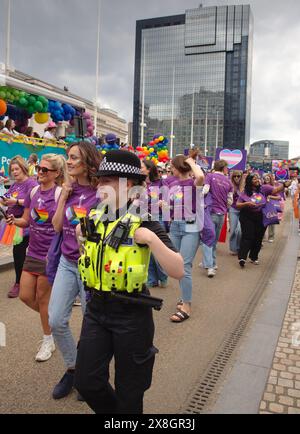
[{"left": 133, "top": 4, "right": 253, "bottom": 156}]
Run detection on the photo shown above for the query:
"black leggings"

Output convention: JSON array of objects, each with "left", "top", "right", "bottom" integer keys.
[
  {"left": 13, "top": 235, "right": 29, "bottom": 284},
  {"left": 238, "top": 212, "right": 266, "bottom": 262}
]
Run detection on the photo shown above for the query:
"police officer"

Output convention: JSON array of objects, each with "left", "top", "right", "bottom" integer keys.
[{"left": 74, "top": 150, "right": 184, "bottom": 414}]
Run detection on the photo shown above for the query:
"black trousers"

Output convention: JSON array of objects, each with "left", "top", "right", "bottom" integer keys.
[
  {"left": 238, "top": 211, "right": 266, "bottom": 262},
  {"left": 74, "top": 293, "right": 157, "bottom": 414},
  {"left": 13, "top": 235, "right": 29, "bottom": 284}
]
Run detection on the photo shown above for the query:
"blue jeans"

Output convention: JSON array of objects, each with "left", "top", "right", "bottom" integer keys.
[
  {"left": 147, "top": 220, "right": 168, "bottom": 286},
  {"left": 211, "top": 213, "right": 225, "bottom": 267},
  {"left": 200, "top": 242, "right": 214, "bottom": 269},
  {"left": 229, "top": 208, "right": 241, "bottom": 253},
  {"left": 169, "top": 221, "right": 200, "bottom": 303},
  {"left": 147, "top": 254, "right": 168, "bottom": 286},
  {"left": 49, "top": 255, "right": 86, "bottom": 368}
]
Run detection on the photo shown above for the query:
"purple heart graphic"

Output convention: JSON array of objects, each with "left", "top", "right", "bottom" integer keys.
[
  {"left": 275, "top": 169, "right": 288, "bottom": 180},
  {"left": 219, "top": 149, "right": 243, "bottom": 169}
]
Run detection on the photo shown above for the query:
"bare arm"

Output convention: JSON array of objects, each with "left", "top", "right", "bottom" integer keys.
[
  {"left": 185, "top": 158, "right": 204, "bottom": 187},
  {"left": 134, "top": 227, "right": 184, "bottom": 280},
  {"left": 6, "top": 208, "right": 30, "bottom": 228},
  {"left": 52, "top": 183, "right": 72, "bottom": 232}
]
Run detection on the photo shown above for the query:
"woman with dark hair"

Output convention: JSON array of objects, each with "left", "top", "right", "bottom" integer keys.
[
  {"left": 236, "top": 173, "right": 288, "bottom": 267},
  {"left": 167, "top": 155, "right": 204, "bottom": 322},
  {"left": 49, "top": 141, "right": 102, "bottom": 400},
  {"left": 141, "top": 159, "right": 168, "bottom": 288},
  {"left": 228, "top": 170, "right": 244, "bottom": 255},
  {"left": 2, "top": 119, "right": 17, "bottom": 136}
]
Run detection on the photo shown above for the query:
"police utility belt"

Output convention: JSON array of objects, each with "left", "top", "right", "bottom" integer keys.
[{"left": 78, "top": 207, "right": 163, "bottom": 311}]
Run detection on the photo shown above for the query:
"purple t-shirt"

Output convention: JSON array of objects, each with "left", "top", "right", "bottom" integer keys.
[
  {"left": 61, "top": 183, "right": 98, "bottom": 262},
  {"left": 168, "top": 177, "right": 196, "bottom": 221},
  {"left": 231, "top": 188, "right": 240, "bottom": 210},
  {"left": 237, "top": 184, "right": 274, "bottom": 213},
  {"left": 205, "top": 172, "right": 233, "bottom": 214},
  {"left": 5, "top": 178, "right": 38, "bottom": 217},
  {"left": 24, "top": 186, "right": 59, "bottom": 261}
]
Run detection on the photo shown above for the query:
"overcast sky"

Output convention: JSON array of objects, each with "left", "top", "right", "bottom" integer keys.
[{"left": 0, "top": 0, "right": 300, "bottom": 157}]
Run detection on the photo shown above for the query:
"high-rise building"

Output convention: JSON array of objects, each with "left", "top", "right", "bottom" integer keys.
[
  {"left": 249, "top": 140, "right": 290, "bottom": 161},
  {"left": 133, "top": 4, "right": 253, "bottom": 156}
]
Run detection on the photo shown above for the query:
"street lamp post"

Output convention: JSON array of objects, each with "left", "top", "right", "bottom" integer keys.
[{"left": 5, "top": 0, "right": 11, "bottom": 75}]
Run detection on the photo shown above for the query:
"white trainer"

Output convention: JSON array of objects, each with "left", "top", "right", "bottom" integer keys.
[
  {"left": 207, "top": 268, "right": 216, "bottom": 278},
  {"left": 35, "top": 339, "right": 55, "bottom": 362}
]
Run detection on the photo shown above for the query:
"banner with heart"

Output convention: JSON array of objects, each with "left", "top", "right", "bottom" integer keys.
[
  {"left": 274, "top": 169, "right": 289, "bottom": 181},
  {"left": 215, "top": 148, "right": 247, "bottom": 170}
]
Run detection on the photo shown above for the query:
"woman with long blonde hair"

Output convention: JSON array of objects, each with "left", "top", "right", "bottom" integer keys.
[{"left": 6, "top": 154, "right": 68, "bottom": 362}]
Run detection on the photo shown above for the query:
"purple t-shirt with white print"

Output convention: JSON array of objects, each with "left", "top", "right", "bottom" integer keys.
[
  {"left": 168, "top": 177, "right": 197, "bottom": 221},
  {"left": 24, "top": 186, "right": 59, "bottom": 261},
  {"left": 5, "top": 178, "right": 38, "bottom": 217},
  {"left": 205, "top": 172, "right": 233, "bottom": 215},
  {"left": 61, "top": 183, "right": 99, "bottom": 263},
  {"left": 237, "top": 184, "right": 274, "bottom": 213}
]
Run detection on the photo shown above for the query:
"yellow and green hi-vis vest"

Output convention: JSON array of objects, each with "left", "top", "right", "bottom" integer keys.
[{"left": 78, "top": 207, "right": 151, "bottom": 293}]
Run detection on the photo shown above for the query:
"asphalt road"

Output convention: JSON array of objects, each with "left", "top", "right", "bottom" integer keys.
[{"left": 0, "top": 206, "right": 293, "bottom": 414}]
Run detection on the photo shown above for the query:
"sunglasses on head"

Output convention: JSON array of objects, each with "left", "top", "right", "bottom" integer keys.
[{"left": 36, "top": 165, "right": 57, "bottom": 174}]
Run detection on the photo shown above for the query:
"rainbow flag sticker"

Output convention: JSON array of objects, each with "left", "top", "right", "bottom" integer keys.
[{"left": 66, "top": 206, "right": 87, "bottom": 225}]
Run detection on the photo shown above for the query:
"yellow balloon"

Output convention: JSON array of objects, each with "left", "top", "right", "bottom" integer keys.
[
  {"left": 159, "top": 136, "right": 164, "bottom": 141},
  {"left": 34, "top": 112, "right": 49, "bottom": 124}
]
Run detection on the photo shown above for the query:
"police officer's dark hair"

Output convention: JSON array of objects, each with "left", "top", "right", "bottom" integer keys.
[{"left": 67, "top": 141, "right": 102, "bottom": 187}]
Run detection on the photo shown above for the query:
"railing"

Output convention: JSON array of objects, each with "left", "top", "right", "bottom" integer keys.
[{"left": 0, "top": 132, "right": 67, "bottom": 149}]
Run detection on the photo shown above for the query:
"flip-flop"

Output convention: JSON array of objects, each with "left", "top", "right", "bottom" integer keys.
[{"left": 170, "top": 309, "right": 190, "bottom": 323}]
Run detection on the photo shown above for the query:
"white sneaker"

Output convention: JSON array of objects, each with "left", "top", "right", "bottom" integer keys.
[
  {"left": 268, "top": 239, "right": 274, "bottom": 243},
  {"left": 35, "top": 338, "right": 55, "bottom": 362},
  {"left": 250, "top": 260, "right": 260, "bottom": 265},
  {"left": 207, "top": 268, "right": 216, "bottom": 278},
  {"left": 213, "top": 265, "right": 218, "bottom": 270}
]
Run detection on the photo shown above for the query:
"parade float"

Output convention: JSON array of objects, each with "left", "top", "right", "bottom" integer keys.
[{"left": 0, "top": 74, "right": 95, "bottom": 176}]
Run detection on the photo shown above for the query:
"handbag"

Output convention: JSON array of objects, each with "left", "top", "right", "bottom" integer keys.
[
  {"left": 46, "top": 232, "right": 63, "bottom": 285},
  {"left": 262, "top": 201, "right": 280, "bottom": 227}
]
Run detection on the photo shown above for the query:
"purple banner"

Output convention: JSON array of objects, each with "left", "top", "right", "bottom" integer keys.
[
  {"left": 274, "top": 169, "right": 290, "bottom": 181},
  {"left": 196, "top": 156, "right": 214, "bottom": 171},
  {"left": 215, "top": 148, "right": 247, "bottom": 171}
]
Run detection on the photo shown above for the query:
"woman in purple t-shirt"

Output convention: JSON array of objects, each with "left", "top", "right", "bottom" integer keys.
[
  {"left": 6, "top": 154, "right": 67, "bottom": 362},
  {"left": 168, "top": 155, "right": 204, "bottom": 322},
  {"left": 0, "top": 156, "right": 38, "bottom": 298},
  {"left": 237, "top": 173, "right": 287, "bottom": 268},
  {"left": 140, "top": 159, "right": 168, "bottom": 288},
  {"left": 49, "top": 141, "right": 101, "bottom": 400}
]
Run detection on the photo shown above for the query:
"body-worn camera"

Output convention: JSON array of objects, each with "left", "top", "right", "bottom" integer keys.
[{"left": 103, "top": 218, "right": 132, "bottom": 252}]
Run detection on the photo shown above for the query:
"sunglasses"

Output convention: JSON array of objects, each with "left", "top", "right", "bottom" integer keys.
[
  {"left": 234, "top": 175, "right": 241, "bottom": 178},
  {"left": 36, "top": 165, "right": 57, "bottom": 174}
]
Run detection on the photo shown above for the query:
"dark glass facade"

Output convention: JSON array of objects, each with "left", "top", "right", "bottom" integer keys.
[{"left": 133, "top": 5, "right": 253, "bottom": 155}]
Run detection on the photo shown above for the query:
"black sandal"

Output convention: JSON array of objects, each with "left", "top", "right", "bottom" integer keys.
[{"left": 170, "top": 309, "right": 190, "bottom": 323}]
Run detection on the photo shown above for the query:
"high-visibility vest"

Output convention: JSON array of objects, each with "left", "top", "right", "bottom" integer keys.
[{"left": 78, "top": 208, "right": 150, "bottom": 293}]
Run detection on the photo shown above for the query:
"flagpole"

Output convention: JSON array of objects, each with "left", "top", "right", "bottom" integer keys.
[
  {"left": 5, "top": 0, "right": 11, "bottom": 75},
  {"left": 215, "top": 110, "right": 219, "bottom": 151},
  {"left": 190, "top": 85, "right": 195, "bottom": 147},
  {"left": 204, "top": 99, "right": 208, "bottom": 156},
  {"left": 140, "top": 38, "right": 146, "bottom": 145},
  {"left": 170, "top": 66, "right": 175, "bottom": 158},
  {"left": 94, "top": 0, "right": 101, "bottom": 135}
]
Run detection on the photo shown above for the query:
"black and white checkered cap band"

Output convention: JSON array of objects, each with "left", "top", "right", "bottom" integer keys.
[{"left": 100, "top": 158, "right": 142, "bottom": 175}]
